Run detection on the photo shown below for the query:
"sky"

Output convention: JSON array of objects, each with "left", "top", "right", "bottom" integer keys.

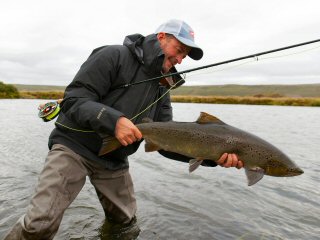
[{"left": 0, "top": 0, "right": 320, "bottom": 86}]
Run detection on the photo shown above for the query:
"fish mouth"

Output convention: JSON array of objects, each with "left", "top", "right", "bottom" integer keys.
[
  {"left": 295, "top": 168, "right": 304, "bottom": 175},
  {"left": 288, "top": 168, "right": 304, "bottom": 176}
]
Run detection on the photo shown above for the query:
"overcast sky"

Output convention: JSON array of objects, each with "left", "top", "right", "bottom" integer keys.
[{"left": 1, "top": 0, "right": 319, "bottom": 86}]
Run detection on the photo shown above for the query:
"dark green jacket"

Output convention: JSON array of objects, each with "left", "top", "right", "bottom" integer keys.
[
  {"left": 49, "top": 34, "right": 184, "bottom": 170},
  {"left": 49, "top": 33, "right": 216, "bottom": 170}
]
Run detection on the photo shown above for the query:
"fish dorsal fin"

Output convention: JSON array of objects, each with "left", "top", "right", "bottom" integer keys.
[
  {"left": 145, "top": 140, "right": 161, "bottom": 152},
  {"left": 196, "top": 112, "right": 225, "bottom": 124},
  {"left": 245, "top": 167, "right": 265, "bottom": 186}
]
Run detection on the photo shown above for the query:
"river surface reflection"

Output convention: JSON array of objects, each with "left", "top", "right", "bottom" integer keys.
[{"left": 0, "top": 100, "right": 319, "bottom": 239}]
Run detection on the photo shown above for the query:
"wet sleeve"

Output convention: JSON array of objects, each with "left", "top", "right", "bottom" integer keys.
[
  {"left": 60, "top": 47, "right": 124, "bottom": 137},
  {"left": 158, "top": 151, "right": 217, "bottom": 167}
]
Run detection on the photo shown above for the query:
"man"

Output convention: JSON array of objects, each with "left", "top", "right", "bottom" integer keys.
[{"left": 5, "top": 19, "right": 243, "bottom": 239}]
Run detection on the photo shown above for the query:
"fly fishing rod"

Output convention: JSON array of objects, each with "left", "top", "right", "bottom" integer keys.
[
  {"left": 38, "top": 38, "right": 320, "bottom": 122},
  {"left": 118, "top": 38, "right": 320, "bottom": 88}
]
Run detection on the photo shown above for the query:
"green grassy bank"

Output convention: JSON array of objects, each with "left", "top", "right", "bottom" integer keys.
[
  {"left": 1, "top": 83, "right": 320, "bottom": 106},
  {"left": 16, "top": 91, "right": 320, "bottom": 107},
  {"left": 19, "top": 91, "right": 64, "bottom": 100},
  {"left": 170, "top": 84, "right": 320, "bottom": 97},
  {"left": 0, "top": 82, "right": 20, "bottom": 98},
  {"left": 171, "top": 95, "right": 320, "bottom": 106}
]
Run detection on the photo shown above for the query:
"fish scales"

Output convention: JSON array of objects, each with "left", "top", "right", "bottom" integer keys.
[{"left": 99, "top": 112, "right": 303, "bottom": 186}]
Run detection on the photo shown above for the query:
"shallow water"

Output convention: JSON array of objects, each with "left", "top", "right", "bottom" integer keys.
[{"left": 0, "top": 100, "right": 319, "bottom": 239}]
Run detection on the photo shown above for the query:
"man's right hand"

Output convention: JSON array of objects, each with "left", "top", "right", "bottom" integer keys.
[{"left": 115, "top": 117, "right": 142, "bottom": 146}]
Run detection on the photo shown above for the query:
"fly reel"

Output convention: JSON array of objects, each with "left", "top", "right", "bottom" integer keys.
[{"left": 38, "top": 101, "right": 60, "bottom": 122}]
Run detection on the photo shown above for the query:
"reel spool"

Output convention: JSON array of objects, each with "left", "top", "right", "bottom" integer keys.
[{"left": 38, "top": 101, "right": 61, "bottom": 122}]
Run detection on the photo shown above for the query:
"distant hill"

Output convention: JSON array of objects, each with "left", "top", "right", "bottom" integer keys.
[
  {"left": 14, "top": 84, "right": 66, "bottom": 92},
  {"left": 171, "top": 84, "right": 320, "bottom": 98},
  {"left": 13, "top": 83, "right": 320, "bottom": 98}
]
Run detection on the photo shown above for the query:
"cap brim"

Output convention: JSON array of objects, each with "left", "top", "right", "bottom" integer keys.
[{"left": 175, "top": 35, "right": 203, "bottom": 60}]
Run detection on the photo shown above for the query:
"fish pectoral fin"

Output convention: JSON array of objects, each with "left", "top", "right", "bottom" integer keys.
[
  {"left": 145, "top": 141, "right": 162, "bottom": 152},
  {"left": 245, "top": 167, "right": 265, "bottom": 186},
  {"left": 99, "top": 136, "right": 122, "bottom": 156},
  {"left": 189, "top": 158, "right": 204, "bottom": 173}
]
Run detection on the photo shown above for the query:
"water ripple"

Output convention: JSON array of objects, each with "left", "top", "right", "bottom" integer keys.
[{"left": 1, "top": 100, "right": 319, "bottom": 239}]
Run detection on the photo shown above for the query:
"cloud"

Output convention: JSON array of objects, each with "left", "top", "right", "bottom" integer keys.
[{"left": 0, "top": 0, "right": 319, "bottom": 86}]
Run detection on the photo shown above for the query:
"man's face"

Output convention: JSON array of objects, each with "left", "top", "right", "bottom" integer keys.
[{"left": 158, "top": 33, "right": 191, "bottom": 73}]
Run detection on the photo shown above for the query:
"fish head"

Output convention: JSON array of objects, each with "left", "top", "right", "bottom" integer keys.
[
  {"left": 265, "top": 164, "right": 304, "bottom": 177},
  {"left": 264, "top": 154, "right": 304, "bottom": 177}
]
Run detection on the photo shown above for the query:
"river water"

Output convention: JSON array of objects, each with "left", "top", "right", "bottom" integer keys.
[{"left": 0, "top": 100, "right": 319, "bottom": 240}]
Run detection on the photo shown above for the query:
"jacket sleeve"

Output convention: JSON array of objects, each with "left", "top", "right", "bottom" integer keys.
[
  {"left": 60, "top": 47, "right": 124, "bottom": 137},
  {"left": 155, "top": 90, "right": 217, "bottom": 168},
  {"left": 158, "top": 150, "right": 217, "bottom": 167}
]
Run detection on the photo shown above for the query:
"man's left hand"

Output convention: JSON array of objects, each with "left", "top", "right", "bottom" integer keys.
[{"left": 217, "top": 153, "right": 243, "bottom": 169}]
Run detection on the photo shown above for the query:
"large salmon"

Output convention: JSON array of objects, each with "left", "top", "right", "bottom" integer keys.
[{"left": 99, "top": 112, "right": 303, "bottom": 186}]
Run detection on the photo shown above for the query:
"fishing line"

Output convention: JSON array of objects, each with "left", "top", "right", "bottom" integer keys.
[
  {"left": 54, "top": 121, "right": 95, "bottom": 133},
  {"left": 129, "top": 78, "right": 185, "bottom": 121},
  {"left": 118, "top": 39, "right": 320, "bottom": 88},
  {"left": 187, "top": 58, "right": 255, "bottom": 77},
  {"left": 117, "top": 38, "right": 320, "bottom": 88},
  {"left": 43, "top": 77, "right": 185, "bottom": 133},
  {"left": 259, "top": 43, "right": 320, "bottom": 61},
  {"left": 39, "top": 38, "right": 320, "bottom": 132}
]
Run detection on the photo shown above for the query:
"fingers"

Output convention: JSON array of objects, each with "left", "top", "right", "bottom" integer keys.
[
  {"left": 133, "top": 127, "right": 143, "bottom": 141},
  {"left": 217, "top": 153, "right": 228, "bottom": 165},
  {"left": 117, "top": 127, "right": 142, "bottom": 146},
  {"left": 230, "top": 154, "right": 238, "bottom": 167},
  {"left": 115, "top": 117, "right": 143, "bottom": 146},
  {"left": 38, "top": 103, "right": 46, "bottom": 110},
  {"left": 118, "top": 133, "right": 135, "bottom": 146},
  {"left": 236, "top": 159, "right": 244, "bottom": 169},
  {"left": 218, "top": 153, "right": 244, "bottom": 169}
]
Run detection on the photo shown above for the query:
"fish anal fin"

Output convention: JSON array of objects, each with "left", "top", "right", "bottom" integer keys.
[
  {"left": 189, "top": 158, "right": 204, "bottom": 173},
  {"left": 145, "top": 141, "right": 161, "bottom": 152},
  {"left": 99, "top": 136, "right": 122, "bottom": 156},
  {"left": 196, "top": 112, "right": 225, "bottom": 124},
  {"left": 245, "top": 167, "right": 265, "bottom": 186}
]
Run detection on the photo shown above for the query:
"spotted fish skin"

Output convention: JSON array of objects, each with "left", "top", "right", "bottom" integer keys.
[{"left": 99, "top": 112, "right": 304, "bottom": 186}]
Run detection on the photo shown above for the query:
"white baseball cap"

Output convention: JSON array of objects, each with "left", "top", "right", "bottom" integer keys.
[{"left": 155, "top": 19, "right": 203, "bottom": 60}]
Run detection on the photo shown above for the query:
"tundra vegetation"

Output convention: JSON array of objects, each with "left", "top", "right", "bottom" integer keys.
[
  {"left": 0, "top": 81, "right": 20, "bottom": 98},
  {"left": 1, "top": 83, "right": 320, "bottom": 106}
]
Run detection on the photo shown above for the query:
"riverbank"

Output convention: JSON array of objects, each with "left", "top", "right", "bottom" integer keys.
[
  {"left": 171, "top": 95, "right": 320, "bottom": 106},
  {"left": 1, "top": 83, "right": 319, "bottom": 106},
  {"left": 19, "top": 91, "right": 64, "bottom": 100},
  {"left": 14, "top": 91, "right": 320, "bottom": 106},
  {"left": 0, "top": 81, "right": 19, "bottom": 98}
]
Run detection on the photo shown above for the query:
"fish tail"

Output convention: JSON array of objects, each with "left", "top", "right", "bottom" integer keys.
[{"left": 98, "top": 136, "right": 122, "bottom": 156}]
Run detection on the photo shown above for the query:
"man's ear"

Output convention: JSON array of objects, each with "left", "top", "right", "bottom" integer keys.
[{"left": 157, "top": 32, "right": 166, "bottom": 41}]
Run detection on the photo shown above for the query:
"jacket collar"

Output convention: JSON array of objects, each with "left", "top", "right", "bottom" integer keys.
[
  {"left": 123, "top": 33, "right": 185, "bottom": 88},
  {"left": 123, "top": 34, "right": 162, "bottom": 73}
]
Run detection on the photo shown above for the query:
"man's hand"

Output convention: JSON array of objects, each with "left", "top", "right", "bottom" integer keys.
[
  {"left": 217, "top": 153, "right": 243, "bottom": 169},
  {"left": 38, "top": 99, "right": 63, "bottom": 110},
  {"left": 115, "top": 117, "right": 142, "bottom": 146}
]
